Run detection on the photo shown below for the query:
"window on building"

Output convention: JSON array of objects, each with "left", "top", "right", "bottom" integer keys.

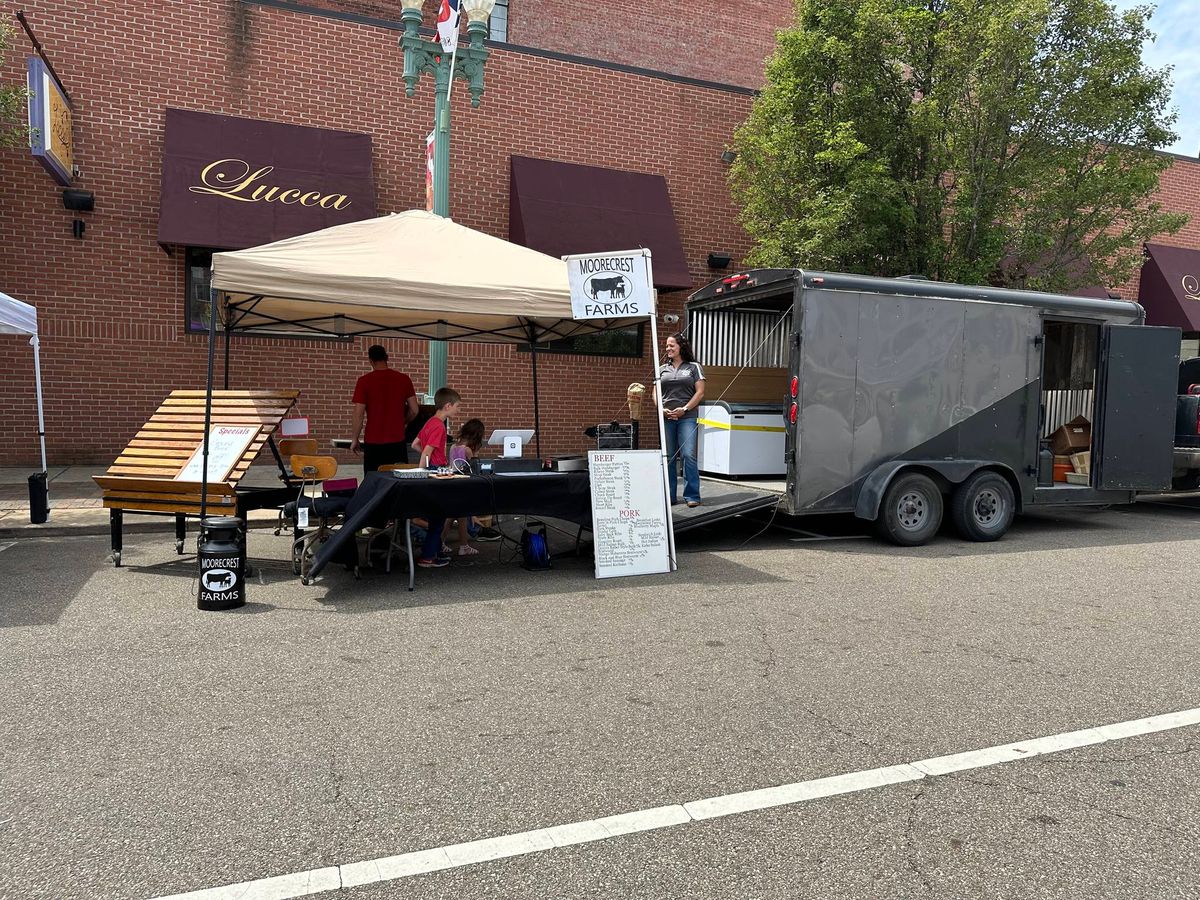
[
  {"left": 185, "top": 247, "right": 215, "bottom": 332},
  {"left": 489, "top": 0, "right": 508, "bottom": 42},
  {"left": 1182, "top": 332, "right": 1200, "bottom": 361},
  {"left": 184, "top": 247, "right": 349, "bottom": 340},
  {"left": 520, "top": 324, "right": 645, "bottom": 358}
]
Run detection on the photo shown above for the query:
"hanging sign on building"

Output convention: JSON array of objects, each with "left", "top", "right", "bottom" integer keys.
[
  {"left": 157, "top": 108, "right": 376, "bottom": 249},
  {"left": 565, "top": 249, "right": 655, "bottom": 320},
  {"left": 26, "top": 57, "right": 72, "bottom": 186}
]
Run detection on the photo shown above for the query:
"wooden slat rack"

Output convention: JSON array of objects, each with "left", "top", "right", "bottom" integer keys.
[{"left": 94, "top": 389, "right": 302, "bottom": 566}]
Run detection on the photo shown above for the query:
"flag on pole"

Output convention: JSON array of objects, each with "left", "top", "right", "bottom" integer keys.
[
  {"left": 436, "top": 0, "right": 461, "bottom": 53},
  {"left": 425, "top": 130, "right": 436, "bottom": 212}
]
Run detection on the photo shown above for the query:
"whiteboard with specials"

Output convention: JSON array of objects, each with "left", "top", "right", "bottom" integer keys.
[
  {"left": 588, "top": 450, "right": 672, "bottom": 579},
  {"left": 175, "top": 425, "right": 260, "bottom": 483}
]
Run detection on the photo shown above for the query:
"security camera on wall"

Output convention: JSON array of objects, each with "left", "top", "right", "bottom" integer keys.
[{"left": 663, "top": 313, "right": 681, "bottom": 325}]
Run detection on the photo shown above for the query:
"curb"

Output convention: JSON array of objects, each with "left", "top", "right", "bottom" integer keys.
[{"left": 0, "top": 517, "right": 283, "bottom": 540}]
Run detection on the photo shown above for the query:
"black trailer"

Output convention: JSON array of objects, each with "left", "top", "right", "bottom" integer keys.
[{"left": 685, "top": 269, "right": 1181, "bottom": 545}]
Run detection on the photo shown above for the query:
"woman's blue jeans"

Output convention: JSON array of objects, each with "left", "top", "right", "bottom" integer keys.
[{"left": 664, "top": 416, "right": 700, "bottom": 504}]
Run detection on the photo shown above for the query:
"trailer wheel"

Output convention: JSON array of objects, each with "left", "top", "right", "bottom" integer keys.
[
  {"left": 876, "top": 473, "right": 943, "bottom": 546},
  {"left": 951, "top": 471, "right": 1015, "bottom": 542}
]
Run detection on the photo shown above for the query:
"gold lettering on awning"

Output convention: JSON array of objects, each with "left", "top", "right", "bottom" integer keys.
[
  {"left": 1183, "top": 274, "right": 1199, "bottom": 303},
  {"left": 188, "top": 159, "right": 351, "bottom": 210}
]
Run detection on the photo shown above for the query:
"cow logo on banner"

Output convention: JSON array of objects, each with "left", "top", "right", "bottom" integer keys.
[{"left": 565, "top": 250, "right": 655, "bottom": 320}]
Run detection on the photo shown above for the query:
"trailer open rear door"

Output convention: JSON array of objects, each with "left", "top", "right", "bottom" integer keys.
[{"left": 1096, "top": 325, "right": 1179, "bottom": 491}]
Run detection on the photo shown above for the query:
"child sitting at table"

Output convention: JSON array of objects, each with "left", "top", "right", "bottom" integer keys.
[
  {"left": 449, "top": 418, "right": 486, "bottom": 556},
  {"left": 412, "top": 387, "right": 461, "bottom": 568}
]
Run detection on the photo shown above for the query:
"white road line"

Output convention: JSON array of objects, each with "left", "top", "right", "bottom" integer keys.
[
  {"left": 152, "top": 868, "right": 340, "bottom": 900},
  {"left": 148, "top": 706, "right": 1200, "bottom": 900},
  {"left": 0, "top": 542, "right": 15, "bottom": 553}
]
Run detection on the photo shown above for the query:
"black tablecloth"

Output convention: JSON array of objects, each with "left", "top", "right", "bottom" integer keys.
[{"left": 308, "top": 470, "right": 592, "bottom": 577}]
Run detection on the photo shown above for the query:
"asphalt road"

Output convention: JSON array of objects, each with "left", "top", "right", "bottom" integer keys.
[{"left": 1, "top": 499, "right": 1198, "bottom": 899}]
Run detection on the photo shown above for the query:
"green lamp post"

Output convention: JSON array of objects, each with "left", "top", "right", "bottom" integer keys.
[{"left": 400, "top": 0, "right": 496, "bottom": 397}]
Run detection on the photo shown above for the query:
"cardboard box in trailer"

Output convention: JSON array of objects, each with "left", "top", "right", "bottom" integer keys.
[{"left": 687, "top": 270, "right": 1180, "bottom": 545}]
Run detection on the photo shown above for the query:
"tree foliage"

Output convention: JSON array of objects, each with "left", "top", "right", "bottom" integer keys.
[
  {"left": 731, "top": 0, "right": 1186, "bottom": 292},
  {"left": 0, "top": 22, "right": 29, "bottom": 150}
]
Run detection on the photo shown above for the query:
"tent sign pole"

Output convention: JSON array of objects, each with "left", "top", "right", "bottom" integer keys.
[
  {"left": 200, "top": 288, "right": 219, "bottom": 523},
  {"left": 647, "top": 279, "right": 677, "bottom": 571},
  {"left": 562, "top": 246, "right": 677, "bottom": 573}
]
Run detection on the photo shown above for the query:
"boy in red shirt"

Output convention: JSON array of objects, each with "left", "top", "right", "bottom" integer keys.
[{"left": 412, "top": 387, "right": 462, "bottom": 567}]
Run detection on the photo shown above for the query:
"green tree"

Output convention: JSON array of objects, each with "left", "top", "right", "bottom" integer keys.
[
  {"left": 0, "top": 22, "right": 29, "bottom": 150},
  {"left": 731, "top": 0, "right": 1186, "bottom": 292}
]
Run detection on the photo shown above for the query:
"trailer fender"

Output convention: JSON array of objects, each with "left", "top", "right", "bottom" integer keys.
[{"left": 855, "top": 461, "right": 1021, "bottom": 521}]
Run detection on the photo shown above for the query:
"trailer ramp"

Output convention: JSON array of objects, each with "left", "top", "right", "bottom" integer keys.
[{"left": 672, "top": 477, "right": 784, "bottom": 534}]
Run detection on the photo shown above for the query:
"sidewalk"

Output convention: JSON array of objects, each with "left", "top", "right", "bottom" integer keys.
[{"left": 0, "top": 466, "right": 293, "bottom": 537}]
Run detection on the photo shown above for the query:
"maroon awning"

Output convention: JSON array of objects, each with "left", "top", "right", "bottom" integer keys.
[
  {"left": 157, "top": 108, "right": 376, "bottom": 249},
  {"left": 509, "top": 156, "right": 692, "bottom": 290},
  {"left": 1139, "top": 243, "right": 1200, "bottom": 332}
]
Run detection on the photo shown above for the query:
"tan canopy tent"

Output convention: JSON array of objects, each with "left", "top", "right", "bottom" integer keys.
[
  {"left": 195, "top": 211, "right": 651, "bottom": 514},
  {"left": 209, "top": 209, "right": 642, "bottom": 343}
]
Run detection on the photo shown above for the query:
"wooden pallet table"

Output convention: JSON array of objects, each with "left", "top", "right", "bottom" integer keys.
[{"left": 93, "top": 389, "right": 301, "bottom": 566}]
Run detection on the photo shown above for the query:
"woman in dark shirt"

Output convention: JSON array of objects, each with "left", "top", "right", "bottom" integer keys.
[{"left": 656, "top": 332, "right": 706, "bottom": 506}]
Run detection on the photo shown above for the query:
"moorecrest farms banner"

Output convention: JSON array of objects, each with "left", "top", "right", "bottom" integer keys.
[{"left": 157, "top": 108, "right": 376, "bottom": 249}]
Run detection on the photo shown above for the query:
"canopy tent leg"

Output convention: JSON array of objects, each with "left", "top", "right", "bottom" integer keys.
[
  {"left": 530, "top": 339, "right": 542, "bottom": 459},
  {"left": 30, "top": 334, "right": 47, "bottom": 474},
  {"left": 223, "top": 323, "right": 231, "bottom": 390}
]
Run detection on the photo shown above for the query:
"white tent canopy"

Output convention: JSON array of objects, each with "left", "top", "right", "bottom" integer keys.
[
  {"left": 0, "top": 291, "right": 37, "bottom": 336},
  {"left": 0, "top": 291, "right": 47, "bottom": 473},
  {"left": 210, "top": 210, "right": 643, "bottom": 343}
]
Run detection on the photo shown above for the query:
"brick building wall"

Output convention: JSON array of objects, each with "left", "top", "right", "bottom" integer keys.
[
  {"left": 0, "top": 0, "right": 790, "bottom": 467},
  {"left": 1111, "top": 156, "right": 1200, "bottom": 303},
  {"left": 0, "top": 0, "right": 1196, "bottom": 469}
]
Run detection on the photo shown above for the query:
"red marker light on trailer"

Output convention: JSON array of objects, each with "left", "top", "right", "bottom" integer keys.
[
  {"left": 789, "top": 402, "right": 797, "bottom": 424},
  {"left": 722, "top": 274, "right": 750, "bottom": 289},
  {"left": 790, "top": 376, "right": 798, "bottom": 398}
]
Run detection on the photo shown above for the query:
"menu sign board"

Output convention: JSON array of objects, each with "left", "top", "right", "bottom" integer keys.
[
  {"left": 588, "top": 450, "right": 672, "bottom": 579},
  {"left": 175, "top": 425, "right": 260, "bottom": 483}
]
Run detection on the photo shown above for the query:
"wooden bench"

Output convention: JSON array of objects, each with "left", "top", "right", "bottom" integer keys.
[{"left": 94, "top": 389, "right": 301, "bottom": 565}]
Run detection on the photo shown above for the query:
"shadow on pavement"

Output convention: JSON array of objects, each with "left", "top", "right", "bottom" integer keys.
[
  {"left": 310, "top": 550, "right": 786, "bottom": 613},
  {"left": 0, "top": 537, "right": 99, "bottom": 628},
  {"left": 801, "top": 502, "right": 1199, "bottom": 559}
]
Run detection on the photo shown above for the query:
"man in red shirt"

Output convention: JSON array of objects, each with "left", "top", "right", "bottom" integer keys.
[{"left": 350, "top": 345, "right": 418, "bottom": 475}]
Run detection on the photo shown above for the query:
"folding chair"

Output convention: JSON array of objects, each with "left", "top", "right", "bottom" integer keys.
[
  {"left": 274, "top": 439, "right": 321, "bottom": 535},
  {"left": 286, "top": 454, "right": 357, "bottom": 582}
]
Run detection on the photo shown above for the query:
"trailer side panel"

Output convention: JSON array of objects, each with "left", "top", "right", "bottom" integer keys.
[{"left": 793, "top": 290, "right": 1040, "bottom": 513}]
